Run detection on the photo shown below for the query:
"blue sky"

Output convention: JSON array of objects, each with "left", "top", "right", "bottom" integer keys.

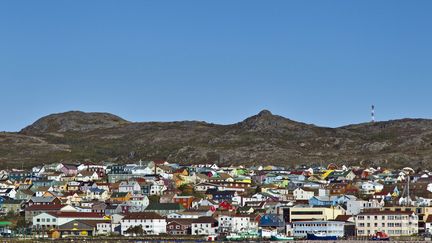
[{"left": 1, "top": 1, "right": 431, "bottom": 131}]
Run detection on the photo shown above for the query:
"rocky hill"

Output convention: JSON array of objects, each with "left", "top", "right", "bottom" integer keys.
[{"left": 1, "top": 110, "right": 431, "bottom": 169}]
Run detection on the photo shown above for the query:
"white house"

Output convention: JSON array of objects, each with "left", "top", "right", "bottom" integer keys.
[
  {"left": 96, "top": 221, "right": 112, "bottom": 236},
  {"left": 293, "top": 188, "right": 315, "bottom": 201},
  {"left": 191, "top": 216, "right": 218, "bottom": 236},
  {"left": 359, "top": 181, "right": 384, "bottom": 194},
  {"left": 120, "top": 212, "right": 166, "bottom": 235},
  {"left": 218, "top": 214, "right": 253, "bottom": 233},
  {"left": 125, "top": 194, "right": 150, "bottom": 212},
  {"left": 75, "top": 171, "right": 99, "bottom": 182},
  {"left": 0, "top": 188, "right": 16, "bottom": 199},
  {"left": 119, "top": 181, "right": 141, "bottom": 194},
  {"left": 150, "top": 181, "right": 166, "bottom": 195},
  {"left": 346, "top": 199, "right": 383, "bottom": 215}
]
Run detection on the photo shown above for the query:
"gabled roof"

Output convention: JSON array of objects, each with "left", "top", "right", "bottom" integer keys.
[
  {"left": 167, "top": 218, "right": 194, "bottom": 225},
  {"left": 29, "top": 196, "right": 58, "bottom": 203}
]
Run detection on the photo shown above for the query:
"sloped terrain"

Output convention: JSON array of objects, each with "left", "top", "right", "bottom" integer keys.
[{"left": 0, "top": 110, "right": 431, "bottom": 169}]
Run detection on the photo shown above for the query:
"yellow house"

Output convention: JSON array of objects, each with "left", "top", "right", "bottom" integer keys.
[
  {"left": 234, "top": 177, "right": 252, "bottom": 184},
  {"left": 110, "top": 192, "right": 132, "bottom": 203}
]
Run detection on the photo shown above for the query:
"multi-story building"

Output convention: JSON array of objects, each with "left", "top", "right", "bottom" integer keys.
[
  {"left": 120, "top": 212, "right": 167, "bottom": 235},
  {"left": 191, "top": 216, "right": 218, "bottom": 235},
  {"left": 346, "top": 199, "right": 383, "bottom": 215},
  {"left": 293, "top": 188, "right": 315, "bottom": 201},
  {"left": 355, "top": 210, "right": 418, "bottom": 236},
  {"left": 218, "top": 214, "right": 253, "bottom": 233},
  {"left": 282, "top": 205, "right": 344, "bottom": 222},
  {"left": 292, "top": 220, "right": 345, "bottom": 238}
]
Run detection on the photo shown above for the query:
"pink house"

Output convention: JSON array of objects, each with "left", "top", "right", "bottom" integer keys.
[{"left": 60, "top": 164, "right": 78, "bottom": 176}]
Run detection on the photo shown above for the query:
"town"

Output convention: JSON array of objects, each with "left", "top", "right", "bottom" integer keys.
[{"left": 0, "top": 160, "right": 429, "bottom": 241}]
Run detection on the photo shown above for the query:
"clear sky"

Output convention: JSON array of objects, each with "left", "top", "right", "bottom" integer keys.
[{"left": 1, "top": 1, "right": 431, "bottom": 131}]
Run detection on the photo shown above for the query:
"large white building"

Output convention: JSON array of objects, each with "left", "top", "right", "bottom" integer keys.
[
  {"left": 32, "top": 212, "right": 106, "bottom": 229},
  {"left": 355, "top": 211, "right": 418, "bottom": 236},
  {"left": 218, "top": 214, "right": 254, "bottom": 233},
  {"left": 120, "top": 212, "right": 167, "bottom": 235},
  {"left": 292, "top": 220, "right": 345, "bottom": 238}
]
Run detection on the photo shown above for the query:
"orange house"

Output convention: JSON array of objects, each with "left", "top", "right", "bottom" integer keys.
[{"left": 173, "top": 195, "right": 194, "bottom": 209}]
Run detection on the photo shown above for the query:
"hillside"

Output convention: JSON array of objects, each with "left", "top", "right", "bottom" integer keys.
[{"left": 0, "top": 110, "right": 431, "bottom": 169}]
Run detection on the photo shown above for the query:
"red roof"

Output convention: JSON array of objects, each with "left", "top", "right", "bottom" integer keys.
[
  {"left": 358, "top": 210, "right": 413, "bottom": 215},
  {"left": 48, "top": 212, "right": 104, "bottom": 218},
  {"left": 25, "top": 204, "right": 65, "bottom": 211}
]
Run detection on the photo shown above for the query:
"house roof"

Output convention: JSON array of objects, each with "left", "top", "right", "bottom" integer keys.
[
  {"left": 146, "top": 203, "right": 184, "bottom": 211},
  {"left": 29, "top": 196, "right": 58, "bottom": 203},
  {"left": 62, "top": 164, "right": 78, "bottom": 170},
  {"left": 358, "top": 210, "right": 414, "bottom": 215},
  {"left": 167, "top": 218, "right": 194, "bottom": 225},
  {"left": 335, "top": 215, "right": 354, "bottom": 222},
  {"left": 25, "top": 204, "right": 65, "bottom": 211},
  {"left": 123, "top": 212, "right": 164, "bottom": 220},
  {"left": 192, "top": 216, "right": 218, "bottom": 224},
  {"left": 47, "top": 212, "right": 104, "bottom": 218},
  {"left": 58, "top": 219, "right": 109, "bottom": 230}
]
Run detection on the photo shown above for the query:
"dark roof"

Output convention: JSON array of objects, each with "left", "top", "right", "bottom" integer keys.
[
  {"left": 58, "top": 219, "right": 108, "bottom": 230},
  {"left": 192, "top": 216, "right": 218, "bottom": 224},
  {"left": 205, "top": 189, "right": 235, "bottom": 195},
  {"left": 25, "top": 204, "right": 65, "bottom": 211},
  {"left": 47, "top": 212, "right": 104, "bottom": 218},
  {"left": 335, "top": 215, "right": 354, "bottom": 221},
  {"left": 123, "top": 212, "right": 164, "bottom": 220},
  {"left": 146, "top": 203, "right": 184, "bottom": 211}
]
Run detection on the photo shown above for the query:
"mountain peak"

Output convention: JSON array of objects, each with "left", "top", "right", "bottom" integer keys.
[
  {"left": 257, "top": 109, "right": 273, "bottom": 116},
  {"left": 238, "top": 110, "right": 310, "bottom": 132},
  {"left": 20, "top": 111, "right": 129, "bottom": 135}
]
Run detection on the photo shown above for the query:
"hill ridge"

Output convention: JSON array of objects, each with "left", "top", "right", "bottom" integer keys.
[{"left": 0, "top": 110, "right": 430, "bottom": 169}]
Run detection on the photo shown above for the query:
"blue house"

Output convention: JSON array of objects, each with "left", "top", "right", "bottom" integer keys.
[
  {"left": 8, "top": 171, "right": 31, "bottom": 181},
  {"left": 308, "top": 196, "right": 339, "bottom": 206}
]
